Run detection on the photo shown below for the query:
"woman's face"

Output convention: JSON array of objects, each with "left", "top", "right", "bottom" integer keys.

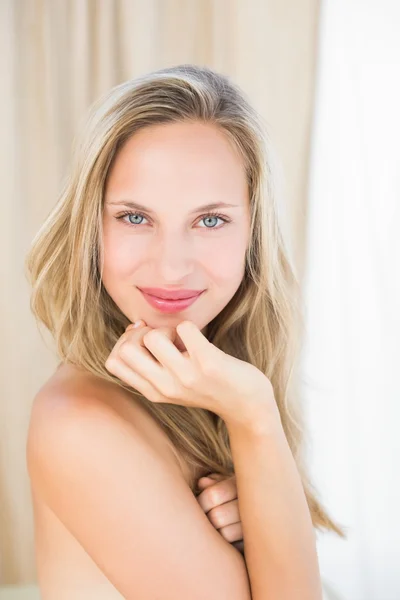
[{"left": 102, "top": 120, "right": 250, "bottom": 334}]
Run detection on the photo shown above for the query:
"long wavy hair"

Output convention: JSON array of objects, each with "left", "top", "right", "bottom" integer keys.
[{"left": 25, "top": 64, "right": 347, "bottom": 538}]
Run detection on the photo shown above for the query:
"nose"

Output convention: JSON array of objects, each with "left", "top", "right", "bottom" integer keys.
[{"left": 152, "top": 232, "right": 194, "bottom": 281}]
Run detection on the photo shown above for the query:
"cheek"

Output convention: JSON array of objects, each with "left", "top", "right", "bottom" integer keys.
[
  {"left": 101, "top": 229, "right": 147, "bottom": 280},
  {"left": 202, "top": 239, "right": 246, "bottom": 286}
]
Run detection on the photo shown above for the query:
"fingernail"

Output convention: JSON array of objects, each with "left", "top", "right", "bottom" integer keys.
[
  {"left": 133, "top": 319, "right": 145, "bottom": 328},
  {"left": 198, "top": 477, "right": 213, "bottom": 484}
]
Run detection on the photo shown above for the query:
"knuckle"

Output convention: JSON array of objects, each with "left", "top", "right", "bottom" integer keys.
[
  {"left": 225, "top": 527, "right": 239, "bottom": 542},
  {"left": 159, "top": 375, "right": 182, "bottom": 400},
  {"left": 208, "top": 487, "right": 224, "bottom": 506},
  {"left": 160, "top": 382, "right": 178, "bottom": 399},
  {"left": 179, "top": 368, "right": 198, "bottom": 389},
  {"left": 105, "top": 356, "right": 118, "bottom": 372},
  {"left": 201, "top": 357, "right": 220, "bottom": 377},
  {"left": 118, "top": 341, "right": 131, "bottom": 361},
  {"left": 209, "top": 506, "right": 227, "bottom": 528}
]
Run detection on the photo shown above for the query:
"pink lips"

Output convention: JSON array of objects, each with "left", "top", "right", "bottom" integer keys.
[
  {"left": 138, "top": 288, "right": 204, "bottom": 314},
  {"left": 138, "top": 287, "right": 204, "bottom": 300}
]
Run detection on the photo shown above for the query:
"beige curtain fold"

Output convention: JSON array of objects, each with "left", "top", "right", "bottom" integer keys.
[{"left": 0, "top": 0, "right": 319, "bottom": 584}]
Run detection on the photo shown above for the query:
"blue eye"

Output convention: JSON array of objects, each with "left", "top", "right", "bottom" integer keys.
[
  {"left": 115, "top": 211, "right": 231, "bottom": 230},
  {"left": 127, "top": 213, "right": 147, "bottom": 226},
  {"left": 197, "top": 214, "right": 226, "bottom": 228}
]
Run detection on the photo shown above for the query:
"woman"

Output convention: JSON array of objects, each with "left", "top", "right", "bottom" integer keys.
[{"left": 25, "top": 64, "right": 346, "bottom": 599}]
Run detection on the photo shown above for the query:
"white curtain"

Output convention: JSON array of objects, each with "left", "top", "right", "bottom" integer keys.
[
  {"left": 302, "top": 1, "right": 400, "bottom": 599},
  {"left": 0, "top": 0, "right": 320, "bottom": 587}
]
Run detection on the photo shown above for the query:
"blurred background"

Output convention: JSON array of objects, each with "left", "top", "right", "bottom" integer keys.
[{"left": 0, "top": 1, "right": 399, "bottom": 599}]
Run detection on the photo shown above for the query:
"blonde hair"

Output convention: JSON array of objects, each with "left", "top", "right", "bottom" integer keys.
[{"left": 25, "top": 64, "right": 347, "bottom": 538}]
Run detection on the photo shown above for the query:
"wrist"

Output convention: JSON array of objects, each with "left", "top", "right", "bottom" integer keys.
[{"left": 225, "top": 394, "right": 283, "bottom": 438}]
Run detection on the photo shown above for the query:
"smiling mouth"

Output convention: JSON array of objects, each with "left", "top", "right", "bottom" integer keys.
[
  {"left": 139, "top": 289, "right": 205, "bottom": 313},
  {"left": 138, "top": 287, "right": 205, "bottom": 301}
]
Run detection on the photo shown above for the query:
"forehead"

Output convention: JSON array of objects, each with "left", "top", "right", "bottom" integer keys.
[{"left": 105, "top": 121, "right": 248, "bottom": 204}]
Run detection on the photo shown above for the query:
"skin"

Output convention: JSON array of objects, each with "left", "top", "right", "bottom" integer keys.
[
  {"left": 102, "top": 121, "right": 273, "bottom": 553},
  {"left": 197, "top": 473, "right": 245, "bottom": 554},
  {"left": 125, "top": 322, "right": 244, "bottom": 550},
  {"left": 102, "top": 120, "right": 251, "bottom": 338},
  {"left": 105, "top": 318, "right": 277, "bottom": 563}
]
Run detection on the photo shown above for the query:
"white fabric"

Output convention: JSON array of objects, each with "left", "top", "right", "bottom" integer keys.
[{"left": 301, "top": 1, "right": 400, "bottom": 599}]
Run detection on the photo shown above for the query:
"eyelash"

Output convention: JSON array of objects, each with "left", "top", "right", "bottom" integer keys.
[{"left": 115, "top": 210, "right": 231, "bottom": 230}]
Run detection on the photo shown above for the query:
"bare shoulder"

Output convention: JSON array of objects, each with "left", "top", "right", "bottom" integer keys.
[
  {"left": 27, "top": 362, "right": 192, "bottom": 486},
  {"left": 26, "top": 363, "right": 251, "bottom": 599}
]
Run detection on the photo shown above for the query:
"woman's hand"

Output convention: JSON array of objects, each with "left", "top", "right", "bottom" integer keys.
[
  {"left": 196, "top": 473, "right": 244, "bottom": 554},
  {"left": 105, "top": 319, "right": 276, "bottom": 425}
]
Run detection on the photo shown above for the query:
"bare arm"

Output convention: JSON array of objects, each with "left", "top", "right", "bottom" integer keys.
[
  {"left": 97, "top": 318, "right": 322, "bottom": 597},
  {"left": 27, "top": 391, "right": 252, "bottom": 600},
  {"left": 225, "top": 407, "right": 323, "bottom": 600}
]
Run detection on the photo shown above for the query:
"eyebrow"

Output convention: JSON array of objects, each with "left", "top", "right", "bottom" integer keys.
[{"left": 106, "top": 200, "right": 241, "bottom": 215}]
